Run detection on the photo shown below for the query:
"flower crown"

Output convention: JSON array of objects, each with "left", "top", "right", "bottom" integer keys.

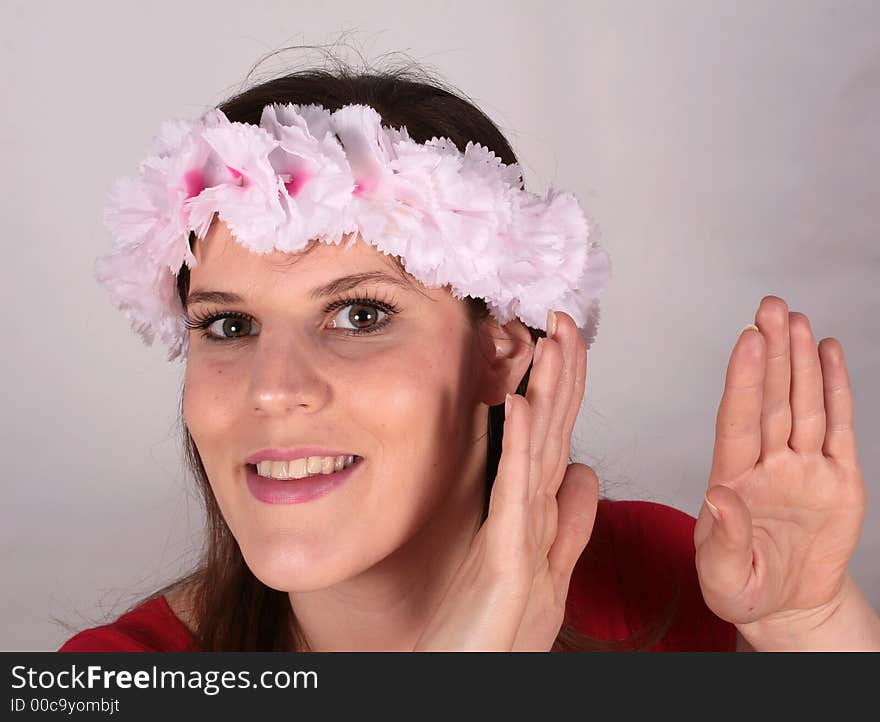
[{"left": 95, "top": 102, "right": 612, "bottom": 361}]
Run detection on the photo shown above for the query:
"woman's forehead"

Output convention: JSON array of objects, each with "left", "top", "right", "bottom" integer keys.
[
  {"left": 191, "top": 221, "right": 395, "bottom": 275},
  {"left": 186, "top": 220, "right": 441, "bottom": 308}
]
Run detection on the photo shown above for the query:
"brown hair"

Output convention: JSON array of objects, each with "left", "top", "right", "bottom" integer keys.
[{"left": 111, "top": 48, "right": 677, "bottom": 651}]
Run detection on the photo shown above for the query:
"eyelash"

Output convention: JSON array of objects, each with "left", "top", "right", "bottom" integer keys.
[{"left": 183, "top": 290, "right": 400, "bottom": 344}]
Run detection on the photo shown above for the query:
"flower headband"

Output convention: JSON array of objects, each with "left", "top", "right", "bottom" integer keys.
[{"left": 95, "top": 102, "right": 612, "bottom": 361}]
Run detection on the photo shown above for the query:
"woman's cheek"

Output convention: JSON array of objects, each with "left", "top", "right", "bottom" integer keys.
[{"left": 183, "top": 363, "right": 236, "bottom": 439}]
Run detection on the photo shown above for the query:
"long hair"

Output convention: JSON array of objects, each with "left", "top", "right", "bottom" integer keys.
[{"left": 115, "top": 51, "right": 677, "bottom": 651}]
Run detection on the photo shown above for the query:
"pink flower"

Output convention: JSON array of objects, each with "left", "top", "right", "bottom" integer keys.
[
  {"left": 93, "top": 242, "right": 186, "bottom": 360},
  {"left": 97, "top": 103, "right": 612, "bottom": 360},
  {"left": 261, "top": 103, "right": 357, "bottom": 251},
  {"left": 185, "top": 114, "right": 287, "bottom": 254}
]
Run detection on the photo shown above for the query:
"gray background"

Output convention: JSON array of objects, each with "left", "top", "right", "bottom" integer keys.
[{"left": 3, "top": 0, "right": 877, "bottom": 651}]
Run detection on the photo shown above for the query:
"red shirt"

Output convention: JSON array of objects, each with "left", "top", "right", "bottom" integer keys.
[
  {"left": 566, "top": 500, "right": 736, "bottom": 651},
  {"left": 57, "top": 499, "right": 736, "bottom": 652}
]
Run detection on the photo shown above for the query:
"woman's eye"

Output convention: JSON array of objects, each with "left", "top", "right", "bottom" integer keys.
[
  {"left": 189, "top": 298, "right": 395, "bottom": 343},
  {"left": 331, "top": 302, "right": 388, "bottom": 333},
  {"left": 207, "top": 316, "right": 258, "bottom": 339}
]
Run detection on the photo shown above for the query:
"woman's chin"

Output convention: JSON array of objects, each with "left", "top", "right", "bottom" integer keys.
[{"left": 239, "top": 543, "right": 353, "bottom": 593}]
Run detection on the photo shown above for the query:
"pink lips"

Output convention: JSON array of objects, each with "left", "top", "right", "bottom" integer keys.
[{"left": 245, "top": 457, "right": 363, "bottom": 505}]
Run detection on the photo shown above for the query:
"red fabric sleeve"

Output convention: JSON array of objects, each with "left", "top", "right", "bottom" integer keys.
[
  {"left": 565, "top": 499, "right": 737, "bottom": 651},
  {"left": 57, "top": 596, "right": 196, "bottom": 652}
]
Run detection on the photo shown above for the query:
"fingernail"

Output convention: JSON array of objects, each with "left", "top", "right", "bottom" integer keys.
[
  {"left": 740, "top": 323, "right": 759, "bottom": 337},
  {"left": 505, "top": 393, "right": 512, "bottom": 416},
  {"left": 704, "top": 493, "right": 721, "bottom": 521},
  {"left": 547, "top": 310, "right": 558, "bottom": 338},
  {"left": 533, "top": 338, "right": 544, "bottom": 365}
]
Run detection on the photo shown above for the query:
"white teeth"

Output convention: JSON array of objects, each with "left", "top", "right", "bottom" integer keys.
[{"left": 255, "top": 455, "right": 357, "bottom": 480}]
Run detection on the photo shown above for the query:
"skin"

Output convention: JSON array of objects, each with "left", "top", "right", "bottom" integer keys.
[
  {"left": 411, "top": 295, "right": 879, "bottom": 650},
  {"left": 695, "top": 299, "right": 879, "bottom": 650},
  {"left": 176, "top": 217, "right": 879, "bottom": 650},
  {"left": 180, "top": 218, "right": 536, "bottom": 651}
]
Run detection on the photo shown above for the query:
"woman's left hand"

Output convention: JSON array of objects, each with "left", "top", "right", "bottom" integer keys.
[{"left": 694, "top": 296, "right": 868, "bottom": 638}]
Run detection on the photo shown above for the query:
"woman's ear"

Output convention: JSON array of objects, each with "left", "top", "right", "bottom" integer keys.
[{"left": 475, "top": 316, "right": 537, "bottom": 407}]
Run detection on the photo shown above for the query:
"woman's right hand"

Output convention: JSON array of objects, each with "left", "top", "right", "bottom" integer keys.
[{"left": 412, "top": 310, "right": 599, "bottom": 651}]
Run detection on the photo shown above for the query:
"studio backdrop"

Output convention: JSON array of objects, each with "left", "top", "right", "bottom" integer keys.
[{"left": 2, "top": 0, "right": 877, "bottom": 651}]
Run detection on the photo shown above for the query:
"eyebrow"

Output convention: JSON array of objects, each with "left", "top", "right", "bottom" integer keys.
[{"left": 185, "top": 271, "right": 412, "bottom": 309}]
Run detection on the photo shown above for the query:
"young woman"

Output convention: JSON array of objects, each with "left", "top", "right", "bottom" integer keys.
[{"left": 58, "top": 62, "right": 878, "bottom": 652}]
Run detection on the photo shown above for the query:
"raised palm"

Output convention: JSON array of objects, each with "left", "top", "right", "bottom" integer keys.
[{"left": 695, "top": 296, "right": 867, "bottom": 626}]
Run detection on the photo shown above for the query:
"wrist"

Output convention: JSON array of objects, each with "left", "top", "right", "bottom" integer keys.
[{"left": 736, "top": 574, "right": 880, "bottom": 651}]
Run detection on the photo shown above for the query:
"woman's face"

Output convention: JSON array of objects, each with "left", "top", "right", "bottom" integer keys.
[{"left": 183, "top": 219, "right": 506, "bottom": 592}]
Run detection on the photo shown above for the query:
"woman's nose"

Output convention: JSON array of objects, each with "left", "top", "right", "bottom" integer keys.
[{"left": 246, "top": 336, "right": 332, "bottom": 415}]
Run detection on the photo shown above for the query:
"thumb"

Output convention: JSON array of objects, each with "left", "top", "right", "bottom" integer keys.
[
  {"left": 694, "top": 484, "right": 755, "bottom": 608},
  {"left": 547, "top": 463, "right": 599, "bottom": 590}
]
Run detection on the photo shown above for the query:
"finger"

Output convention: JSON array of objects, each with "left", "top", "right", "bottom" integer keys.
[
  {"left": 754, "top": 296, "right": 792, "bottom": 459},
  {"left": 818, "top": 338, "right": 858, "bottom": 462},
  {"left": 555, "top": 332, "right": 588, "bottom": 491},
  {"left": 525, "top": 318, "right": 564, "bottom": 500},
  {"left": 788, "top": 312, "right": 826, "bottom": 454},
  {"left": 694, "top": 484, "right": 755, "bottom": 609},
  {"left": 537, "top": 311, "right": 577, "bottom": 498},
  {"left": 487, "top": 393, "right": 533, "bottom": 550},
  {"left": 547, "top": 463, "right": 598, "bottom": 596},
  {"left": 567, "top": 335, "right": 587, "bottom": 434},
  {"left": 552, "top": 332, "right": 587, "bottom": 497},
  {"left": 710, "top": 325, "right": 765, "bottom": 483},
  {"left": 538, "top": 328, "right": 587, "bottom": 558}
]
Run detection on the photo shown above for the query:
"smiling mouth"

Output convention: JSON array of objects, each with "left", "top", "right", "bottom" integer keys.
[{"left": 245, "top": 456, "right": 363, "bottom": 481}]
